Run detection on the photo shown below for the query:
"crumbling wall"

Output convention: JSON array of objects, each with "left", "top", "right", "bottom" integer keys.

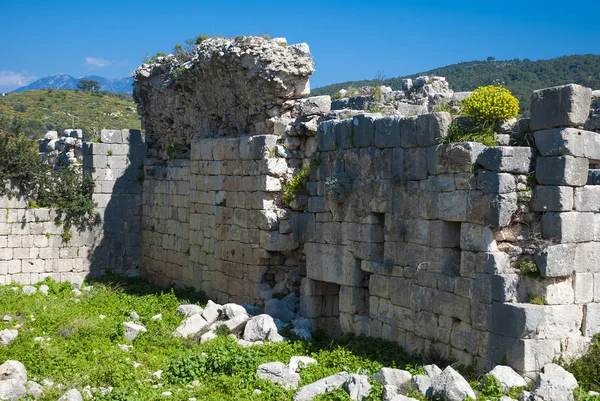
[
  {"left": 0, "top": 129, "right": 144, "bottom": 285},
  {"left": 294, "top": 83, "right": 600, "bottom": 374}
]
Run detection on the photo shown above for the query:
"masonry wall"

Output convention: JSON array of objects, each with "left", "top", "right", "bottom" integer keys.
[{"left": 0, "top": 129, "right": 144, "bottom": 285}]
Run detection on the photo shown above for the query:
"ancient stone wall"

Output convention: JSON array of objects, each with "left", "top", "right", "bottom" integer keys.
[{"left": 0, "top": 129, "right": 144, "bottom": 285}]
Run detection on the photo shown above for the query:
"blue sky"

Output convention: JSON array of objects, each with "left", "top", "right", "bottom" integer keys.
[{"left": 1, "top": 0, "right": 598, "bottom": 92}]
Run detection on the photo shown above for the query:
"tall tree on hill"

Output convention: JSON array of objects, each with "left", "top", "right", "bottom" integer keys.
[{"left": 77, "top": 79, "right": 100, "bottom": 92}]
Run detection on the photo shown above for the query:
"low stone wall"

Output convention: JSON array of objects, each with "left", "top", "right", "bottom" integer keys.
[{"left": 0, "top": 129, "right": 144, "bottom": 285}]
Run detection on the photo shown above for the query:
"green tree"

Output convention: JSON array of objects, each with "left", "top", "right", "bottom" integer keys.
[{"left": 77, "top": 79, "right": 100, "bottom": 92}]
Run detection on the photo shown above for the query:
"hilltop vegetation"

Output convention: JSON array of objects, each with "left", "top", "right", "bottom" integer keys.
[
  {"left": 311, "top": 54, "right": 600, "bottom": 114},
  {"left": 0, "top": 89, "right": 141, "bottom": 141}
]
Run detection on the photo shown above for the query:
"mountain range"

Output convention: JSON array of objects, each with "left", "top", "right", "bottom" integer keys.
[{"left": 13, "top": 74, "right": 134, "bottom": 94}]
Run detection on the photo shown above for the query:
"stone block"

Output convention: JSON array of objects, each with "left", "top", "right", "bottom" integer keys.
[
  {"left": 534, "top": 127, "right": 586, "bottom": 157},
  {"left": 404, "top": 148, "right": 428, "bottom": 180},
  {"left": 292, "top": 213, "right": 315, "bottom": 243},
  {"left": 460, "top": 223, "right": 497, "bottom": 252},
  {"left": 438, "top": 191, "right": 467, "bottom": 222},
  {"left": 574, "top": 186, "right": 600, "bottom": 212},
  {"left": 477, "top": 147, "right": 533, "bottom": 174},
  {"left": 399, "top": 116, "right": 418, "bottom": 148},
  {"left": 531, "top": 186, "right": 574, "bottom": 212},
  {"left": 369, "top": 274, "right": 390, "bottom": 299},
  {"left": 248, "top": 135, "right": 278, "bottom": 160},
  {"left": 490, "top": 303, "right": 582, "bottom": 339},
  {"left": 476, "top": 170, "right": 516, "bottom": 194},
  {"left": 374, "top": 116, "right": 401, "bottom": 148},
  {"left": 575, "top": 242, "right": 600, "bottom": 273},
  {"left": 530, "top": 84, "right": 592, "bottom": 131},
  {"left": 536, "top": 156, "right": 588, "bottom": 186},
  {"left": 305, "top": 243, "right": 362, "bottom": 287},
  {"left": 260, "top": 232, "right": 299, "bottom": 252},
  {"left": 416, "top": 112, "right": 452, "bottom": 147},
  {"left": 353, "top": 114, "right": 379, "bottom": 147},
  {"left": 317, "top": 120, "right": 337, "bottom": 151},
  {"left": 101, "top": 129, "right": 123, "bottom": 143},
  {"left": 428, "top": 142, "right": 486, "bottom": 175},
  {"left": 389, "top": 277, "right": 413, "bottom": 308},
  {"left": 542, "top": 212, "right": 595, "bottom": 243},
  {"left": 535, "top": 244, "right": 576, "bottom": 277},
  {"left": 574, "top": 273, "right": 594, "bottom": 304},
  {"left": 335, "top": 119, "right": 354, "bottom": 149},
  {"left": 583, "top": 303, "right": 600, "bottom": 337},
  {"left": 429, "top": 220, "right": 461, "bottom": 248},
  {"left": 488, "top": 334, "right": 561, "bottom": 373}
]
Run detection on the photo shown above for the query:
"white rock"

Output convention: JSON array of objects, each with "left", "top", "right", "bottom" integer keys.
[
  {"left": 294, "top": 372, "right": 350, "bottom": 401},
  {"left": 0, "top": 360, "right": 27, "bottom": 383},
  {"left": 0, "top": 379, "right": 27, "bottom": 401},
  {"left": 242, "top": 314, "right": 280, "bottom": 342},
  {"left": 22, "top": 286, "right": 36, "bottom": 296},
  {"left": 488, "top": 365, "right": 528, "bottom": 392},
  {"left": 72, "top": 289, "right": 82, "bottom": 296},
  {"left": 372, "top": 368, "right": 412, "bottom": 391},
  {"left": 0, "top": 330, "right": 18, "bottom": 346},
  {"left": 223, "top": 314, "right": 250, "bottom": 335},
  {"left": 58, "top": 389, "right": 83, "bottom": 401},
  {"left": 38, "top": 285, "right": 49, "bottom": 295},
  {"left": 201, "top": 305, "right": 220, "bottom": 325},
  {"left": 176, "top": 304, "right": 203, "bottom": 317},
  {"left": 289, "top": 356, "right": 317, "bottom": 373},
  {"left": 222, "top": 303, "right": 247, "bottom": 319},
  {"left": 129, "top": 312, "right": 140, "bottom": 320},
  {"left": 430, "top": 366, "right": 476, "bottom": 401},
  {"left": 118, "top": 344, "right": 133, "bottom": 351},
  {"left": 343, "top": 374, "right": 372, "bottom": 401},
  {"left": 424, "top": 364, "right": 442, "bottom": 379},
  {"left": 161, "top": 391, "right": 172, "bottom": 396},
  {"left": 2, "top": 316, "right": 11, "bottom": 322},
  {"left": 152, "top": 370, "right": 163, "bottom": 379},
  {"left": 174, "top": 314, "right": 208, "bottom": 339},
  {"left": 411, "top": 375, "right": 432, "bottom": 396},
  {"left": 257, "top": 362, "right": 300, "bottom": 389},
  {"left": 99, "top": 315, "right": 106, "bottom": 320},
  {"left": 151, "top": 314, "right": 162, "bottom": 321},
  {"left": 123, "top": 322, "right": 147, "bottom": 341},
  {"left": 529, "top": 363, "right": 578, "bottom": 401},
  {"left": 498, "top": 397, "right": 517, "bottom": 401},
  {"left": 200, "top": 331, "right": 217, "bottom": 343},
  {"left": 25, "top": 381, "right": 44, "bottom": 399}
]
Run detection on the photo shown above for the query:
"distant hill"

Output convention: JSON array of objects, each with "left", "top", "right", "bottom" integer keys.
[
  {"left": 0, "top": 89, "right": 141, "bottom": 140},
  {"left": 13, "top": 74, "right": 134, "bottom": 94},
  {"left": 311, "top": 54, "right": 600, "bottom": 115}
]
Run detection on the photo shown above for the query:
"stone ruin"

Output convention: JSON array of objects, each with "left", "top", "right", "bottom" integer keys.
[
  {"left": 2, "top": 36, "right": 600, "bottom": 377},
  {"left": 38, "top": 129, "right": 84, "bottom": 167}
]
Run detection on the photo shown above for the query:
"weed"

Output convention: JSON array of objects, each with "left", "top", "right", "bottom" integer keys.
[
  {"left": 519, "top": 260, "right": 539, "bottom": 276},
  {"left": 440, "top": 121, "right": 498, "bottom": 147},
  {"left": 282, "top": 164, "right": 310, "bottom": 204},
  {"left": 44, "top": 232, "right": 51, "bottom": 239},
  {"left": 528, "top": 295, "right": 545, "bottom": 305},
  {"left": 477, "top": 374, "right": 504, "bottom": 399},
  {"left": 215, "top": 324, "right": 230, "bottom": 337},
  {"left": 566, "top": 334, "right": 600, "bottom": 392},
  {"left": 107, "top": 150, "right": 113, "bottom": 156}
]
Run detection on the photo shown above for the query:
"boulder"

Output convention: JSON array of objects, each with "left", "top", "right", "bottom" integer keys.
[
  {"left": 22, "top": 286, "right": 36, "bottom": 296},
  {"left": 38, "top": 285, "right": 49, "bottom": 295},
  {"left": 264, "top": 298, "right": 295, "bottom": 323},
  {"left": 201, "top": 304, "right": 221, "bottom": 325},
  {"left": 200, "top": 331, "right": 217, "bottom": 343},
  {"left": 487, "top": 365, "right": 527, "bottom": 392},
  {"left": 412, "top": 375, "right": 432, "bottom": 396},
  {"left": 0, "top": 330, "right": 18, "bottom": 346},
  {"left": 25, "top": 381, "right": 43, "bottom": 399},
  {"left": 0, "top": 360, "right": 27, "bottom": 383},
  {"left": 529, "top": 363, "right": 578, "bottom": 401},
  {"left": 431, "top": 366, "right": 476, "bottom": 401},
  {"left": 174, "top": 314, "right": 208, "bottom": 339},
  {"left": 223, "top": 314, "right": 250, "bottom": 335},
  {"left": 0, "top": 380, "right": 27, "bottom": 401},
  {"left": 123, "top": 322, "right": 147, "bottom": 341},
  {"left": 423, "top": 364, "right": 442, "bottom": 379},
  {"left": 222, "top": 303, "right": 248, "bottom": 319},
  {"left": 372, "top": 367, "right": 412, "bottom": 392},
  {"left": 58, "top": 389, "right": 83, "bottom": 401},
  {"left": 343, "top": 374, "right": 372, "bottom": 401},
  {"left": 294, "top": 372, "right": 350, "bottom": 401},
  {"left": 289, "top": 356, "right": 317, "bottom": 372},
  {"left": 242, "top": 314, "right": 281, "bottom": 342},
  {"left": 176, "top": 304, "right": 203, "bottom": 317},
  {"left": 257, "top": 362, "right": 300, "bottom": 390}
]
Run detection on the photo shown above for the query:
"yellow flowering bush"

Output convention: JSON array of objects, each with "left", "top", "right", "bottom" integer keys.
[{"left": 461, "top": 85, "right": 519, "bottom": 123}]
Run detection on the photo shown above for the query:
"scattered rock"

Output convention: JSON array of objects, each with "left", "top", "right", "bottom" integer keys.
[
  {"left": 423, "top": 364, "right": 442, "bottom": 380},
  {"left": 411, "top": 375, "right": 432, "bottom": 396},
  {"left": 0, "top": 380, "right": 27, "bottom": 401},
  {"left": 58, "top": 389, "right": 83, "bottom": 401},
  {"left": 25, "top": 381, "right": 43, "bottom": 399},
  {"left": 294, "top": 372, "right": 350, "bottom": 401},
  {"left": 161, "top": 391, "right": 172, "bottom": 397},
  {"left": 264, "top": 298, "right": 295, "bottom": 323},
  {"left": 0, "top": 360, "right": 27, "bottom": 384},
  {"left": 129, "top": 312, "right": 140, "bottom": 320},
  {"left": 0, "top": 330, "right": 18, "bottom": 346},
  {"left": 72, "top": 289, "right": 82, "bottom": 297},
  {"left": 289, "top": 356, "right": 317, "bottom": 372},
  {"left": 118, "top": 344, "right": 133, "bottom": 351},
  {"left": 257, "top": 362, "right": 300, "bottom": 390},
  {"left": 488, "top": 365, "right": 528, "bottom": 392},
  {"left": 200, "top": 331, "right": 217, "bottom": 343},
  {"left": 151, "top": 314, "right": 162, "bottom": 321},
  {"left": 431, "top": 366, "right": 476, "bottom": 401},
  {"left": 38, "top": 285, "right": 49, "bottom": 295},
  {"left": 222, "top": 303, "right": 247, "bottom": 319},
  {"left": 372, "top": 368, "right": 412, "bottom": 392},
  {"left": 222, "top": 314, "right": 250, "bottom": 335},
  {"left": 174, "top": 314, "right": 208, "bottom": 339},
  {"left": 123, "top": 322, "right": 147, "bottom": 341},
  {"left": 176, "top": 305, "right": 203, "bottom": 317},
  {"left": 22, "top": 286, "right": 36, "bottom": 296},
  {"left": 242, "top": 314, "right": 282, "bottom": 342},
  {"left": 152, "top": 370, "right": 163, "bottom": 380},
  {"left": 201, "top": 304, "right": 221, "bottom": 325},
  {"left": 1, "top": 316, "right": 11, "bottom": 322},
  {"left": 529, "top": 363, "right": 578, "bottom": 401},
  {"left": 499, "top": 397, "right": 517, "bottom": 401},
  {"left": 343, "top": 374, "right": 372, "bottom": 401}
]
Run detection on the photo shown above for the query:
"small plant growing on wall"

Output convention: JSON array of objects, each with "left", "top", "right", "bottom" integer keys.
[
  {"left": 282, "top": 164, "right": 310, "bottom": 204},
  {"left": 519, "top": 260, "right": 539, "bottom": 276},
  {"left": 325, "top": 172, "right": 353, "bottom": 203}
]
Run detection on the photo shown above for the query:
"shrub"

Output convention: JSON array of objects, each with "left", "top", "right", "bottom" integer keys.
[
  {"left": 12, "top": 103, "right": 27, "bottom": 112},
  {"left": 566, "top": 334, "right": 600, "bottom": 392},
  {"left": 528, "top": 295, "right": 545, "bottom": 305},
  {"left": 325, "top": 172, "right": 353, "bottom": 202},
  {"left": 441, "top": 120, "right": 497, "bottom": 146},
  {"left": 461, "top": 85, "right": 519, "bottom": 123},
  {"left": 519, "top": 260, "right": 539, "bottom": 276},
  {"left": 282, "top": 164, "right": 310, "bottom": 204}
]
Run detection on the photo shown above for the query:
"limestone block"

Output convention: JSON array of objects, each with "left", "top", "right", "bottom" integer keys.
[
  {"left": 490, "top": 303, "right": 582, "bottom": 339},
  {"left": 530, "top": 84, "right": 592, "bottom": 131},
  {"left": 399, "top": 116, "right": 418, "bottom": 148},
  {"left": 583, "top": 303, "right": 600, "bottom": 337},
  {"left": 404, "top": 148, "right": 428, "bottom": 180},
  {"left": 100, "top": 129, "right": 123, "bottom": 143},
  {"left": 317, "top": 120, "right": 337, "bottom": 151},
  {"left": 292, "top": 213, "right": 315, "bottom": 243},
  {"left": 542, "top": 212, "right": 595, "bottom": 242},
  {"left": 438, "top": 191, "right": 467, "bottom": 222},
  {"left": 477, "top": 147, "right": 533, "bottom": 174},
  {"left": 476, "top": 171, "right": 516, "bottom": 194},
  {"left": 305, "top": 243, "right": 362, "bottom": 286},
  {"left": 260, "top": 232, "right": 299, "bottom": 252},
  {"left": 429, "top": 220, "right": 461, "bottom": 248},
  {"left": 535, "top": 244, "right": 576, "bottom": 277},
  {"left": 353, "top": 114, "right": 380, "bottom": 147},
  {"left": 488, "top": 333, "right": 561, "bottom": 373},
  {"left": 534, "top": 127, "right": 587, "bottom": 157},
  {"left": 416, "top": 112, "right": 452, "bottom": 147},
  {"left": 249, "top": 136, "right": 278, "bottom": 160},
  {"left": 428, "top": 142, "right": 486, "bottom": 175},
  {"left": 575, "top": 242, "right": 600, "bottom": 273},
  {"left": 536, "top": 156, "right": 588, "bottom": 186},
  {"left": 374, "top": 116, "right": 401, "bottom": 148},
  {"left": 405, "top": 219, "right": 430, "bottom": 246},
  {"left": 531, "top": 186, "right": 574, "bottom": 212},
  {"left": 389, "top": 277, "right": 413, "bottom": 309},
  {"left": 574, "top": 272, "right": 594, "bottom": 304},
  {"left": 574, "top": 186, "right": 600, "bottom": 211},
  {"left": 335, "top": 119, "right": 354, "bottom": 149}
]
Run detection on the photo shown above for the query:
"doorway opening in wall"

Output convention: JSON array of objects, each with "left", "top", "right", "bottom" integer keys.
[
  {"left": 589, "top": 163, "right": 600, "bottom": 185},
  {"left": 307, "top": 280, "right": 341, "bottom": 337},
  {"left": 356, "top": 260, "right": 371, "bottom": 317}
]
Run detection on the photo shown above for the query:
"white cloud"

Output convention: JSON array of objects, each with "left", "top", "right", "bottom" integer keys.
[
  {"left": 85, "top": 57, "right": 111, "bottom": 68},
  {"left": 0, "top": 71, "right": 36, "bottom": 92}
]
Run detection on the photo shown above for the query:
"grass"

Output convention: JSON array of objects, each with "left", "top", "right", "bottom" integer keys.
[
  {"left": 0, "top": 275, "right": 580, "bottom": 400},
  {"left": 440, "top": 121, "right": 498, "bottom": 147},
  {"left": 0, "top": 89, "right": 141, "bottom": 141}
]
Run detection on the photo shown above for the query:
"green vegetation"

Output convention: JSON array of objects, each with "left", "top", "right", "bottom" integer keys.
[
  {"left": 461, "top": 86, "right": 519, "bottom": 123},
  {"left": 565, "top": 334, "right": 600, "bottom": 393},
  {"left": 0, "top": 89, "right": 140, "bottom": 141},
  {"left": 282, "top": 164, "right": 310, "bottom": 204},
  {"left": 441, "top": 121, "right": 498, "bottom": 147},
  {"left": 311, "top": 55, "right": 600, "bottom": 115},
  {"left": 528, "top": 295, "right": 545, "bottom": 305},
  {"left": 519, "top": 260, "right": 539, "bottom": 276},
  {"left": 76, "top": 79, "right": 101, "bottom": 92}
]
